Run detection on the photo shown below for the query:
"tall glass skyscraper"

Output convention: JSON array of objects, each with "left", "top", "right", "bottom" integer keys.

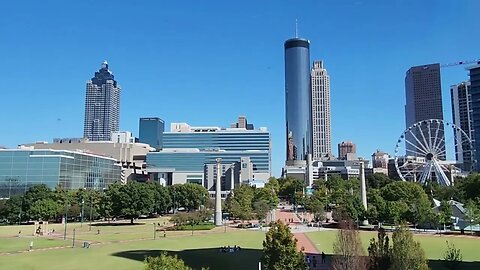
[
  {"left": 84, "top": 61, "right": 121, "bottom": 141},
  {"left": 139, "top": 117, "right": 165, "bottom": 150},
  {"left": 284, "top": 38, "right": 312, "bottom": 163},
  {"left": 468, "top": 65, "right": 480, "bottom": 171},
  {"left": 404, "top": 63, "right": 445, "bottom": 159}
]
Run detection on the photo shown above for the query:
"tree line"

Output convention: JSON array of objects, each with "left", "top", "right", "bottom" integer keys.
[
  {"left": 0, "top": 182, "right": 209, "bottom": 224},
  {"left": 273, "top": 173, "right": 480, "bottom": 229}
]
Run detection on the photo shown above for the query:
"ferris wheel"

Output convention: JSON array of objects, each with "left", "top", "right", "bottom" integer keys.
[{"left": 394, "top": 119, "right": 474, "bottom": 186}]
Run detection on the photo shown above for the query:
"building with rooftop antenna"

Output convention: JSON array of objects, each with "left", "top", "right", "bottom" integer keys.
[{"left": 83, "top": 61, "right": 121, "bottom": 141}]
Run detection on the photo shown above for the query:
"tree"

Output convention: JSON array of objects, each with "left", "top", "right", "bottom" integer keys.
[
  {"left": 304, "top": 193, "right": 325, "bottom": 222},
  {"left": 389, "top": 226, "right": 429, "bottom": 270},
  {"left": 253, "top": 200, "right": 270, "bottom": 221},
  {"left": 332, "top": 219, "right": 367, "bottom": 270},
  {"left": 225, "top": 184, "right": 254, "bottom": 222},
  {"left": 366, "top": 173, "right": 393, "bottom": 189},
  {"left": 265, "top": 177, "right": 280, "bottom": 194},
  {"left": 107, "top": 182, "right": 155, "bottom": 223},
  {"left": 278, "top": 177, "right": 305, "bottom": 203},
  {"left": 0, "top": 195, "right": 23, "bottom": 224},
  {"left": 27, "top": 198, "right": 59, "bottom": 221},
  {"left": 368, "top": 228, "right": 391, "bottom": 270},
  {"left": 407, "top": 193, "right": 432, "bottom": 229},
  {"left": 439, "top": 200, "right": 453, "bottom": 230},
  {"left": 169, "top": 183, "right": 208, "bottom": 212},
  {"left": 261, "top": 221, "right": 307, "bottom": 270},
  {"left": 152, "top": 183, "right": 172, "bottom": 214},
  {"left": 254, "top": 187, "right": 279, "bottom": 210},
  {"left": 464, "top": 200, "right": 480, "bottom": 234},
  {"left": 144, "top": 252, "right": 193, "bottom": 270},
  {"left": 22, "top": 184, "right": 53, "bottom": 220}
]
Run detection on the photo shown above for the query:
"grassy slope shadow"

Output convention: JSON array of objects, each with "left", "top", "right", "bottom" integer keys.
[
  {"left": 428, "top": 259, "right": 480, "bottom": 270},
  {"left": 112, "top": 248, "right": 262, "bottom": 270}
]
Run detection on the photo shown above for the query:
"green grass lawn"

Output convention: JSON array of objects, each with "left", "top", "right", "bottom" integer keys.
[
  {"left": 306, "top": 230, "right": 480, "bottom": 270},
  {"left": 3, "top": 222, "right": 480, "bottom": 270},
  {"left": 0, "top": 230, "right": 265, "bottom": 270}
]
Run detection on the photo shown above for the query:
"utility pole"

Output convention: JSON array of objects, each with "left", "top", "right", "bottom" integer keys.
[{"left": 89, "top": 195, "right": 93, "bottom": 231}]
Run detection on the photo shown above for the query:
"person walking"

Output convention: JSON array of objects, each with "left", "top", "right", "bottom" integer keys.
[
  {"left": 321, "top": 252, "right": 326, "bottom": 264},
  {"left": 306, "top": 255, "right": 311, "bottom": 268},
  {"left": 312, "top": 256, "right": 317, "bottom": 268}
]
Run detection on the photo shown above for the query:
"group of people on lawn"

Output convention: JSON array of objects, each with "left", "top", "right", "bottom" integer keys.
[{"left": 220, "top": 245, "right": 241, "bottom": 253}]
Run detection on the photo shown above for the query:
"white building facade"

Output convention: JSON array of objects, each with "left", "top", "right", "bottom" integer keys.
[{"left": 311, "top": 61, "right": 332, "bottom": 160}]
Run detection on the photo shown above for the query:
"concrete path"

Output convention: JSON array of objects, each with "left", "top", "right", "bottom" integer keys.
[{"left": 276, "top": 208, "right": 329, "bottom": 270}]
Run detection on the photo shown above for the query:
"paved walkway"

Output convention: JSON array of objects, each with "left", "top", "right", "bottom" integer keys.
[{"left": 276, "top": 208, "right": 329, "bottom": 270}]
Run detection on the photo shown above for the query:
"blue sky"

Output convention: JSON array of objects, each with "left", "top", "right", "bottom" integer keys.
[{"left": 0, "top": 0, "right": 479, "bottom": 176}]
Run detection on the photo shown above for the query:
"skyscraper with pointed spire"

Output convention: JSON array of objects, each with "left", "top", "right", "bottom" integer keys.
[{"left": 83, "top": 61, "right": 121, "bottom": 141}]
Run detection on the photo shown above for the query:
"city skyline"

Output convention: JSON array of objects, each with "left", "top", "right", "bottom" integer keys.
[{"left": 1, "top": 1, "right": 479, "bottom": 176}]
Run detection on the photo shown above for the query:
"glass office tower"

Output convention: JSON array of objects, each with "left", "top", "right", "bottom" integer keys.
[
  {"left": 284, "top": 38, "right": 312, "bottom": 163},
  {"left": 468, "top": 65, "right": 480, "bottom": 171},
  {"left": 84, "top": 61, "right": 121, "bottom": 141},
  {"left": 139, "top": 117, "right": 165, "bottom": 150},
  {"left": 0, "top": 149, "right": 122, "bottom": 199}
]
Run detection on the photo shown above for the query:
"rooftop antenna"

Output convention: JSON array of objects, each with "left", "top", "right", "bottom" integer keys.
[{"left": 295, "top": 19, "right": 298, "bottom": 38}]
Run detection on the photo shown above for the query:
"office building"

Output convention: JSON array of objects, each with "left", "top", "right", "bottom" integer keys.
[
  {"left": 338, "top": 141, "right": 356, "bottom": 160},
  {"left": 312, "top": 159, "right": 370, "bottom": 180},
  {"left": 284, "top": 37, "right": 312, "bottom": 164},
  {"left": 468, "top": 64, "right": 480, "bottom": 171},
  {"left": 22, "top": 137, "right": 153, "bottom": 181},
  {"left": 139, "top": 117, "right": 165, "bottom": 150},
  {"left": 311, "top": 60, "right": 332, "bottom": 160},
  {"left": 405, "top": 63, "right": 445, "bottom": 159},
  {"left": 83, "top": 61, "right": 121, "bottom": 141},
  {"left": 372, "top": 150, "right": 389, "bottom": 175},
  {"left": 0, "top": 149, "right": 122, "bottom": 199},
  {"left": 451, "top": 82, "right": 474, "bottom": 171},
  {"left": 146, "top": 118, "right": 270, "bottom": 186},
  {"left": 231, "top": 115, "right": 254, "bottom": 130}
]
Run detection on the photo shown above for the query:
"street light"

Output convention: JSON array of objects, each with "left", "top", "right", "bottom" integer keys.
[
  {"left": 81, "top": 189, "right": 85, "bottom": 228},
  {"left": 89, "top": 194, "right": 93, "bottom": 231},
  {"left": 64, "top": 203, "right": 69, "bottom": 240}
]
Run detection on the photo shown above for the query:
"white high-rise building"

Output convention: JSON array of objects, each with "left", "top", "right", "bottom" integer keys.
[
  {"left": 84, "top": 61, "right": 121, "bottom": 141},
  {"left": 311, "top": 60, "right": 331, "bottom": 160}
]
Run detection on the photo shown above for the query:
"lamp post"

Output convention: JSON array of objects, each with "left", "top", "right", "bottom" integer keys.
[
  {"left": 153, "top": 223, "right": 156, "bottom": 240},
  {"left": 72, "top": 228, "right": 76, "bottom": 247},
  {"left": 64, "top": 203, "right": 68, "bottom": 240},
  {"left": 81, "top": 196, "right": 85, "bottom": 228},
  {"left": 89, "top": 194, "right": 93, "bottom": 231}
]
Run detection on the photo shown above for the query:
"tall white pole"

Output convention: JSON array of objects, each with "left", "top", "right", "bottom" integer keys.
[
  {"left": 360, "top": 161, "right": 367, "bottom": 211},
  {"left": 215, "top": 158, "right": 223, "bottom": 226},
  {"left": 360, "top": 161, "right": 368, "bottom": 225}
]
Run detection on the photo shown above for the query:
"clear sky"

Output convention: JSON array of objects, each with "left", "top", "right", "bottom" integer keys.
[{"left": 0, "top": 0, "right": 479, "bottom": 176}]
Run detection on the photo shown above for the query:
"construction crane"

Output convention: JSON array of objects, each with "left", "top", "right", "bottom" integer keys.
[{"left": 440, "top": 59, "right": 480, "bottom": 68}]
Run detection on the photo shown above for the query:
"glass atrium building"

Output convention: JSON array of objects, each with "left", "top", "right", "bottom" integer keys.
[{"left": 0, "top": 149, "right": 122, "bottom": 199}]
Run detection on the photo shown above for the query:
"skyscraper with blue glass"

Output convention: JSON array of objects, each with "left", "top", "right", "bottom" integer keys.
[
  {"left": 84, "top": 61, "right": 121, "bottom": 141},
  {"left": 139, "top": 117, "right": 164, "bottom": 150},
  {"left": 468, "top": 64, "right": 480, "bottom": 171},
  {"left": 284, "top": 38, "right": 312, "bottom": 164},
  {"left": 146, "top": 120, "right": 271, "bottom": 185}
]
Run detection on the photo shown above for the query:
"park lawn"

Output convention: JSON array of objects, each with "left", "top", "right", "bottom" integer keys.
[
  {"left": 306, "top": 230, "right": 480, "bottom": 261},
  {"left": 0, "top": 237, "right": 68, "bottom": 253},
  {"left": 0, "top": 230, "right": 265, "bottom": 270}
]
